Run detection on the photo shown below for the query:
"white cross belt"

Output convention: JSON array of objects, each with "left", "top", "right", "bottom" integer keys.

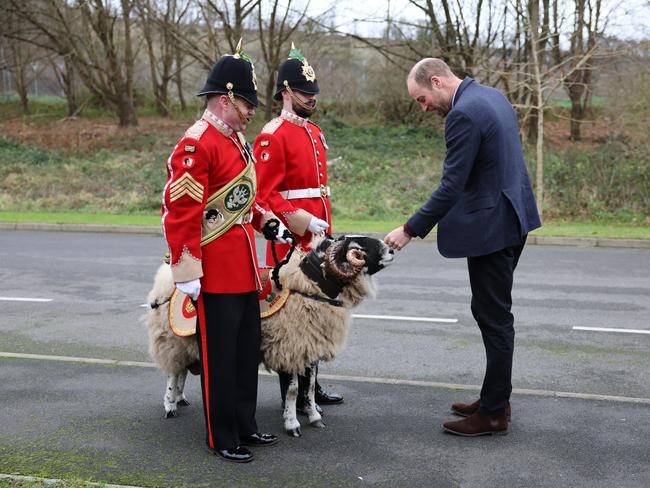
[{"left": 279, "top": 186, "right": 331, "bottom": 199}]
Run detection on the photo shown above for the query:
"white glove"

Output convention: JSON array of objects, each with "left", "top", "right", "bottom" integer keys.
[
  {"left": 176, "top": 279, "right": 201, "bottom": 301},
  {"left": 308, "top": 216, "right": 330, "bottom": 235},
  {"left": 275, "top": 220, "right": 293, "bottom": 244}
]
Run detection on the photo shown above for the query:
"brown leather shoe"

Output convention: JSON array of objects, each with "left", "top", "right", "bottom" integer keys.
[
  {"left": 451, "top": 399, "right": 511, "bottom": 421},
  {"left": 443, "top": 410, "right": 509, "bottom": 437}
]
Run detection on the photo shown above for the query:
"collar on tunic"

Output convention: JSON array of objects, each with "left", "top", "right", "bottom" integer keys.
[
  {"left": 280, "top": 109, "right": 308, "bottom": 127},
  {"left": 203, "top": 109, "right": 233, "bottom": 137}
]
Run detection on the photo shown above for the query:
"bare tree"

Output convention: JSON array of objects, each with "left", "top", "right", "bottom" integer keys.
[
  {"left": 159, "top": 0, "right": 261, "bottom": 76},
  {"left": 0, "top": 4, "right": 48, "bottom": 113},
  {"left": 0, "top": 42, "right": 41, "bottom": 114},
  {"left": 404, "top": 0, "right": 504, "bottom": 76},
  {"left": 174, "top": 32, "right": 186, "bottom": 110},
  {"left": 503, "top": 0, "right": 604, "bottom": 217},
  {"left": 48, "top": 53, "right": 81, "bottom": 116},
  {"left": 257, "top": 0, "right": 309, "bottom": 119},
  {"left": 552, "top": 0, "right": 604, "bottom": 140},
  {"left": 7, "top": 0, "right": 139, "bottom": 127},
  {"left": 136, "top": 0, "right": 191, "bottom": 116},
  {"left": 205, "top": 0, "right": 262, "bottom": 52}
]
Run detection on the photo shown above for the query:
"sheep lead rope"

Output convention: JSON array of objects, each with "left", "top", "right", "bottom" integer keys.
[
  {"left": 270, "top": 240, "right": 297, "bottom": 291},
  {"left": 150, "top": 297, "right": 171, "bottom": 309}
]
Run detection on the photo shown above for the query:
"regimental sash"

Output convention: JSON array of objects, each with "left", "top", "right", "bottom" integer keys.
[{"left": 201, "top": 160, "right": 257, "bottom": 247}]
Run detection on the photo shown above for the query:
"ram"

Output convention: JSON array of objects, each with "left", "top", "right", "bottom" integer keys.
[{"left": 145, "top": 235, "right": 393, "bottom": 436}]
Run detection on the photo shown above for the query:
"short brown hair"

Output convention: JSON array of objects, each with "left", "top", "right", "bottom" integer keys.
[{"left": 409, "top": 58, "right": 455, "bottom": 87}]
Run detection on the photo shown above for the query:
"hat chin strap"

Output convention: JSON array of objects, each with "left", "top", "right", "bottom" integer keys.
[
  {"left": 284, "top": 82, "right": 317, "bottom": 116},
  {"left": 227, "top": 90, "right": 248, "bottom": 124}
]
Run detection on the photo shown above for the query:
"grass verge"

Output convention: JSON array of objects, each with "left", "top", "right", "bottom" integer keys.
[
  {"left": 1, "top": 211, "right": 648, "bottom": 240},
  {"left": 0, "top": 211, "right": 160, "bottom": 227}
]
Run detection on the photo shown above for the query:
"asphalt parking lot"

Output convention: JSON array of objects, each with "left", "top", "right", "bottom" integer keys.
[{"left": 1, "top": 230, "right": 648, "bottom": 487}]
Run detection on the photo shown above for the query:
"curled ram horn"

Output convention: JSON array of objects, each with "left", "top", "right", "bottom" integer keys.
[
  {"left": 324, "top": 241, "right": 361, "bottom": 282},
  {"left": 346, "top": 248, "right": 366, "bottom": 270}
]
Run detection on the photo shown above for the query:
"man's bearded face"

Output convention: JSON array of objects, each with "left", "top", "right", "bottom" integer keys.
[{"left": 292, "top": 91, "right": 317, "bottom": 118}]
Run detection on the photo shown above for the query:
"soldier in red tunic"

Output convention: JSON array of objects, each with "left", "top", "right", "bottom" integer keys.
[
  {"left": 253, "top": 44, "right": 344, "bottom": 415},
  {"left": 162, "top": 43, "right": 290, "bottom": 463}
]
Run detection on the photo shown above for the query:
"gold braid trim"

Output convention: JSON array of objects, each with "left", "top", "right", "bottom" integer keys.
[
  {"left": 226, "top": 82, "right": 248, "bottom": 124},
  {"left": 284, "top": 81, "right": 317, "bottom": 112}
]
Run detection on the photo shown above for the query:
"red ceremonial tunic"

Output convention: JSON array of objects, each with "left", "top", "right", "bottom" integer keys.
[
  {"left": 253, "top": 109, "right": 331, "bottom": 265},
  {"left": 162, "top": 110, "right": 262, "bottom": 293}
]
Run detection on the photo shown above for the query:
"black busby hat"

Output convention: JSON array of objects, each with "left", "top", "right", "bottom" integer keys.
[
  {"left": 197, "top": 39, "right": 259, "bottom": 107},
  {"left": 273, "top": 43, "right": 319, "bottom": 101}
]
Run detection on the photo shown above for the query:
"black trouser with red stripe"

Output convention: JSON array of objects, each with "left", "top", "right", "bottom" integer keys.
[
  {"left": 467, "top": 236, "right": 527, "bottom": 414},
  {"left": 195, "top": 291, "right": 260, "bottom": 450}
]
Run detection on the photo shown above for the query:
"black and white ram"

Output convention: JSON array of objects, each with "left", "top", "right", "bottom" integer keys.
[{"left": 145, "top": 235, "right": 393, "bottom": 436}]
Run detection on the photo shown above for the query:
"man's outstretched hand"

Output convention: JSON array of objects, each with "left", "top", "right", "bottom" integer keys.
[{"left": 384, "top": 226, "right": 412, "bottom": 251}]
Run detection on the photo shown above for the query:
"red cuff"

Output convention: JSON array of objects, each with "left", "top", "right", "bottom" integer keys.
[{"left": 403, "top": 223, "right": 415, "bottom": 238}]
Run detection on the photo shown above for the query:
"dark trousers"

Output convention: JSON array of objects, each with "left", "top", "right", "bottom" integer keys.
[
  {"left": 195, "top": 292, "right": 261, "bottom": 450},
  {"left": 467, "top": 236, "right": 526, "bottom": 414}
]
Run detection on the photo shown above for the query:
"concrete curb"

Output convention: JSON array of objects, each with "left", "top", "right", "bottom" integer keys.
[
  {"left": 1, "top": 221, "right": 649, "bottom": 249},
  {"left": 0, "top": 221, "right": 162, "bottom": 235}
]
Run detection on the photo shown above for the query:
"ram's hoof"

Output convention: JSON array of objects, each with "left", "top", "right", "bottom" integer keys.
[
  {"left": 286, "top": 427, "right": 301, "bottom": 437},
  {"left": 310, "top": 419, "right": 326, "bottom": 428},
  {"left": 165, "top": 409, "right": 178, "bottom": 419},
  {"left": 177, "top": 398, "right": 190, "bottom": 407}
]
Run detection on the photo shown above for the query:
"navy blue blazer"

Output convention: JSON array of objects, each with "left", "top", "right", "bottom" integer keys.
[{"left": 406, "top": 78, "right": 541, "bottom": 258}]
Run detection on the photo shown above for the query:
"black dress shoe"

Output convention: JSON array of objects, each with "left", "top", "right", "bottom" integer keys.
[
  {"left": 315, "top": 385, "right": 343, "bottom": 405},
  {"left": 241, "top": 432, "right": 278, "bottom": 447},
  {"left": 215, "top": 446, "right": 253, "bottom": 463}
]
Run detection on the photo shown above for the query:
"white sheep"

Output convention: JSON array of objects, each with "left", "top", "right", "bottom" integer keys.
[
  {"left": 145, "top": 263, "right": 201, "bottom": 417},
  {"left": 145, "top": 235, "right": 394, "bottom": 435}
]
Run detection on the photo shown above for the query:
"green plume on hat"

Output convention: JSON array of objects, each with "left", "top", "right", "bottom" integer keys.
[
  {"left": 233, "top": 38, "right": 253, "bottom": 64},
  {"left": 287, "top": 42, "right": 306, "bottom": 62}
]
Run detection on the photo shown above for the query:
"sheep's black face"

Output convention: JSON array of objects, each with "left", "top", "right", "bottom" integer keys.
[
  {"left": 336, "top": 235, "right": 394, "bottom": 275},
  {"left": 299, "top": 235, "right": 393, "bottom": 298}
]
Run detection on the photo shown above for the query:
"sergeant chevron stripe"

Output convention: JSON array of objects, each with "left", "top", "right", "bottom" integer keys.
[{"left": 169, "top": 173, "right": 204, "bottom": 203}]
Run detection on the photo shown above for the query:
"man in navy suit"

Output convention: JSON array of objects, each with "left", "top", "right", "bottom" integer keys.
[{"left": 385, "top": 58, "right": 541, "bottom": 436}]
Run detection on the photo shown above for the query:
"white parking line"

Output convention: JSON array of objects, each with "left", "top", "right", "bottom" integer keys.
[
  {"left": 2, "top": 351, "right": 648, "bottom": 405},
  {"left": 573, "top": 326, "right": 650, "bottom": 335},
  {"left": 0, "top": 351, "right": 155, "bottom": 368},
  {"left": 138, "top": 305, "right": 458, "bottom": 323},
  {"left": 137, "top": 307, "right": 649, "bottom": 332},
  {"left": 0, "top": 297, "right": 52, "bottom": 302},
  {"left": 353, "top": 314, "right": 458, "bottom": 323}
]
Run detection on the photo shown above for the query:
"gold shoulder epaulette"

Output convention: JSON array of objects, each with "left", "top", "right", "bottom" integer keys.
[
  {"left": 184, "top": 119, "right": 209, "bottom": 140},
  {"left": 261, "top": 117, "right": 283, "bottom": 135}
]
